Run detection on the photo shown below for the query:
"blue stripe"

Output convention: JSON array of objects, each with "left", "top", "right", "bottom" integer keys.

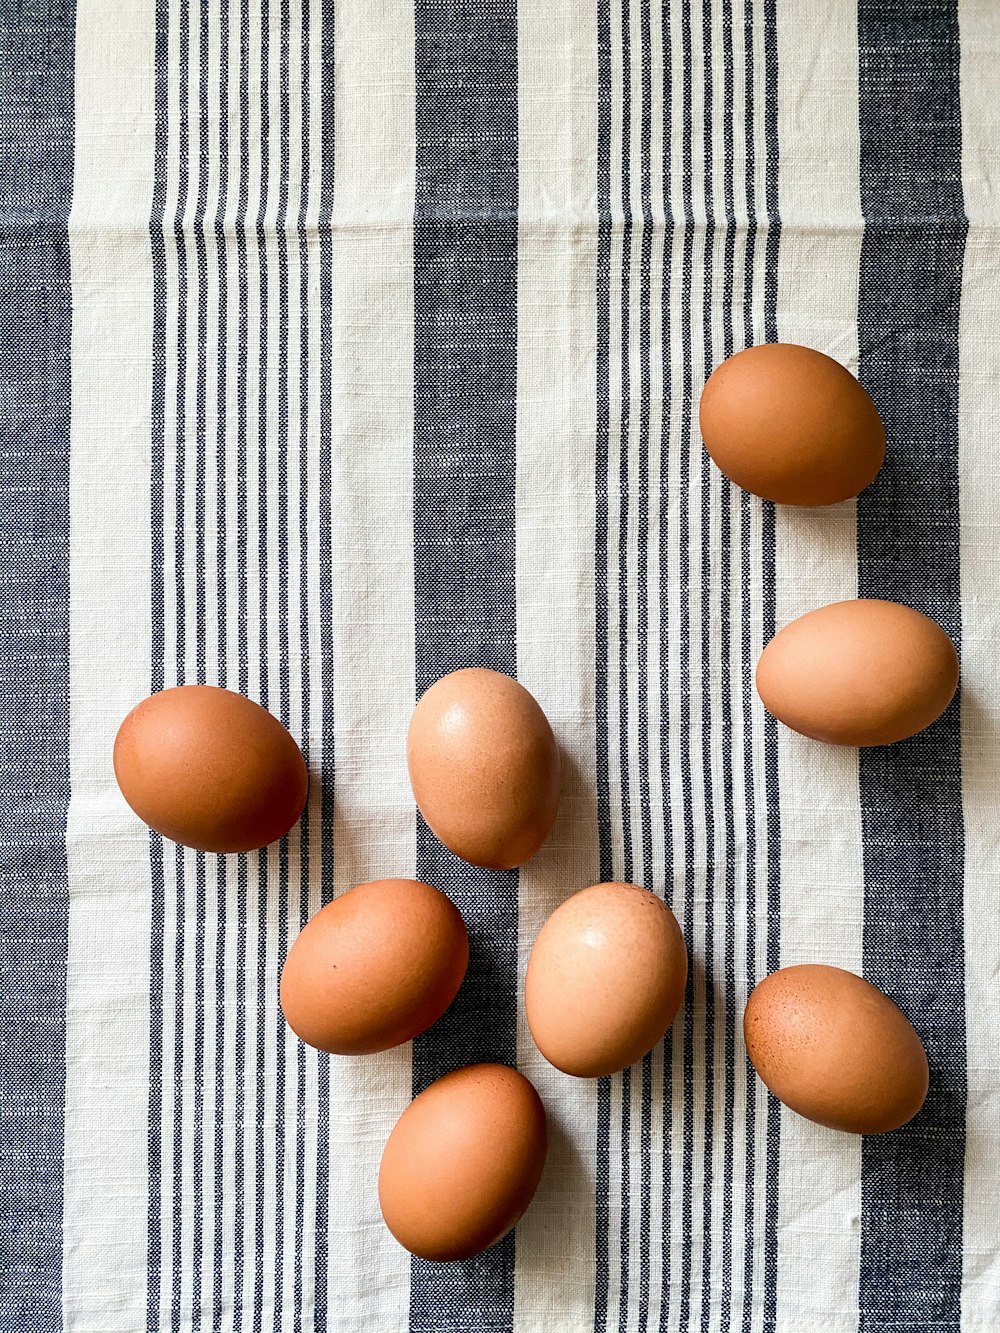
[
  {"left": 252, "top": 0, "right": 272, "bottom": 1323},
  {"left": 192, "top": 0, "right": 212, "bottom": 1319},
  {"left": 409, "top": 1, "right": 519, "bottom": 1328},
  {"left": 146, "top": 0, "right": 170, "bottom": 1318},
  {"left": 314, "top": 0, "right": 336, "bottom": 1318},
  {"left": 593, "top": 0, "right": 612, "bottom": 1321},
  {"left": 677, "top": 0, "right": 697, "bottom": 1318},
  {"left": 738, "top": 0, "right": 760, "bottom": 1321},
  {"left": 657, "top": 0, "right": 675, "bottom": 1323},
  {"left": 273, "top": 0, "right": 293, "bottom": 1310},
  {"left": 698, "top": 0, "right": 718, "bottom": 1322},
  {"left": 635, "top": 0, "right": 654, "bottom": 1315},
  {"left": 0, "top": 0, "right": 76, "bottom": 1327},
  {"left": 855, "top": 7, "right": 967, "bottom": 1330},
  {"left": 233, "top": 0, "right": 253, "bottom": 1313},
  {"left": 294, "top": 0, "right": 313, "bottom": 1325},
  {"left": 168, "top": 0, "right": 193, "bottom": 1324},
  {"left": 212, "top": 0, "right": 232, "bottom": 1320},
  {"left": 616, "top": 0, "right": 634, "bottom": 1322},
  {"left": 760, "top": 0, "right": 781, "bottom": 1326},
  {"left": 717, "top": 2, "right": 738, "bottom": 1327}
]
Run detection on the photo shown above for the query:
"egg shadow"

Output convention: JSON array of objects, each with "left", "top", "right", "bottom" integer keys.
[
  {"left": 513, "top": 1100, "right": 592, "bottom": 1279},
  {"left": 518, "top": 742, "right": 602, "bottom": 918}
]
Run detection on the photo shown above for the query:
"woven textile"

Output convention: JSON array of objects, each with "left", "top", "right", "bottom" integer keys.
[{"left": 2, "top": 0, "right": 999, "bottom": 1329}]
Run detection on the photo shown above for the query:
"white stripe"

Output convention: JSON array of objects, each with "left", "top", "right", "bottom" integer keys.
[
  {"left": 178, "top": 7, "right": 206, "bottom": 1323},
  {"left": 725, "top": 3, "right": 752, "bottom": 1322},
  {"left": 772, "top": 4, "right": 864, "bottom": 1329},
  {"left": 512, "top": 2, "right": 600, "bottom": 1328},
  {"left": 63, "top": 5, "right": 156, "bottom": 1328},
  {"left": 959, "top": 2, "right": 1000, "bottom": 1324},
  {"left": 218, "top": 0, "right": 246, "bottom": 1321},
  {"left": 299, "top": 0, "right": 328, "bottom": 1317},
  {"left": 324, "top": 0, "right": 415, "bottom": 1325},
  {"left": 605, "top": 0, "right": 627, "bottom": 1322},
  {"left": 240, "top": 0, "right": 267, "bottom": 1318},
  {"left": 663, "top": 5, "right": 688, "bottom": 1326},
  {"left": 644, "top": 0, "right": 669, "bottom": 1322},
  {"left": 623, "top": 0, "right": 647, "bottom": 1319}
]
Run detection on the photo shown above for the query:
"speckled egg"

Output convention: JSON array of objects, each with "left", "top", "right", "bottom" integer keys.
[
  {"left": 744, "top": 964, "right": 929, "bottom": 1134},
  {"left": 280, "top": 879, "right": 468, "bottom": 1055}
]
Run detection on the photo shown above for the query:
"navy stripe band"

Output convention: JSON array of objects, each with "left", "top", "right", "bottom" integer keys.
[
  {"left": 410, "top": 0, "right": 520, "bottom": 1329},
  {"left": 0, "top": 3, "right": 76, "bottom": 1329},
  {"left": 856, "top": 6, "right": 967, "bottom": 1330}
]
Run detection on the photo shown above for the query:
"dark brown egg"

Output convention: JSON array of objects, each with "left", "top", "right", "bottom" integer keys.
[
  {"left": 113, "top": 685, "right": 308, "bottom": 852},
  {"left": 699, "top": 343, "right": 886, "bottom": 505},
  {"left": 378, "top": 1064, "right": 548, "bottom": 1261},
  {"left": 406, "top": 668, "right": 561, "bottom": 869},
  {"left": 280, "top": 879, "right": 468, "bottom": 1055},
  {"left": 744, "top": 964, "right": 929, "bottom": 1134},
  {"left": 756, "top": 599, "right": 959, "bottom": 746}
]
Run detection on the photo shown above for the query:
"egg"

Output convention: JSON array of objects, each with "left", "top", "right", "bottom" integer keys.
[
  {"left": 406, "top": 668, "right": 561, "bottom": 869},
  {"left": 280, "top": 878, "right": 468, "bottom": 1055},
  {"left": 756, "top": 598, "right": 959, "bottom": 746},
  {"left": 378, "top": 1063, "right": 548, "bottom": 1260},
  {"left": 525, "top": 882, "right": 688, "bottom": 1077},
  {"left": 699, "top": 343, "right": 886, "bottom": 505},
  {"left": 113, "top": 685, "right": 308, "bottom": 852},
  {"left": 744, "top": 964, "right": 928, "bottom": 1134}
]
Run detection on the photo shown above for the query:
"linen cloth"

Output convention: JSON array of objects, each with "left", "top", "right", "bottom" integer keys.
[{"left": 2, "top": 0, "right": 999, "bottom": 1329}]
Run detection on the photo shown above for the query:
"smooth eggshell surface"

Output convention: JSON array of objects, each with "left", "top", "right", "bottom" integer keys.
[
  {"left": 280, "top": 879, "right": 469, "bottom": 1055},
  {"left": 756, "top": 598, "right": 959, "bottom": 746},
  {"left": 744, "top": 964, "right": 929, "bottom": 1134},
  {"left": 378, "top": 1064, "right": 548, "bottom": 1261},
  {"left": 525, "top": 882, "right": 688, "bottom": 1078},
  {"left": 113, "top": 685, "right": 308, "bottom": 853},
  {"left": 699, "top": 342, "right": 886, "bottom": 505},
  {"left": 406, "top": 668, "right": 561, "bottom": 869}
]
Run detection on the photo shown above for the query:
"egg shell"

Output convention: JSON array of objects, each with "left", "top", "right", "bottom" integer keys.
[
  {"left": 279, "top": 879, "right": 468, "bottom": 1055},
  {"left": 525, "top": 882, "right": 688, "bottom": 1078},
  {"left": 378, "top": 1064, "right": 548, "bottom": 1261},
  {"left": 756, "top": 598, "right": 959, "bottom": 747},
  {"left": 406, "top": 668, "right": 561, "bottom": 869},
  {"left": 699, "top": 342, "right": 886, "bottom": 505},
  {"left": 744, "top": 964, "right": 929, "bottom": 1134},
  {"left": 113, "top": 685, "right": 308, "bottom": 853}
]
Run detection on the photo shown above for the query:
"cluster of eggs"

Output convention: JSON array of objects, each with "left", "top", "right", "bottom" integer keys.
[{"left": 112, "top": 340, "right": 953, "bottom": 1263}]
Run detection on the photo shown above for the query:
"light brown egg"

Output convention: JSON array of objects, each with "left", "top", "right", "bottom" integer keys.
[
  {"left": 406, "top": 668, "right": 561, "bottom": 869},
  {"left": 378, "top": 1063, "right": 547, "bottom": 1261},
  {"left": 113, "top": 685, "right": 308, "bottom": 852},
  {"left": 280, "top": 879, "right": 468, "bottom": 1055},
  {"left": 525, "top": 882, "right": 688, "bottom": 1078},
  {"left": 756, "top": 598, "right": 959, "bottom": 746},
  {"left": 699, "top": 343, "right": 886, "bottom": 505},
  {"left": 744, "top": 964, "right": 929, "bottom": 1134}
]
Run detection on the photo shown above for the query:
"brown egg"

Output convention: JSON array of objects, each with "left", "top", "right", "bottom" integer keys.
[
  {"left": 699, "top": 343, "right": 885, "bottom": 505},
  {"left": 406, "top": 668, "right": 561, "bottom": 869},
  {"left": 756, "top": 599, "right": 959, "bottom": 746},
  {"left": 744, "top": 964, "right": 928, "bottom": 1134},
  {"left": 280, "top": 879, "right": 468, "bottom": 1055},
  {"left": 378, "top": 1064, "right": 548, "bottom": 1261},
  {"left": 113, "top": 685, "right": 308, "bottom": 852},
  {"left": 525, "top": 882, "right": 688, "bottom": 1078}
]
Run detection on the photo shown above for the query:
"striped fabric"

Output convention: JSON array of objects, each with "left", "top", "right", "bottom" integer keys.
[{"left": 2, "top": 1, "right": 999, "bottom": 1330}]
